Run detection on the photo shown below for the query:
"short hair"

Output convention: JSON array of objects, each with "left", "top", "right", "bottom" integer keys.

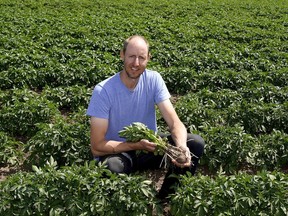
[{"left": 122, "top": 35, "right": 150, "bottom": 54}]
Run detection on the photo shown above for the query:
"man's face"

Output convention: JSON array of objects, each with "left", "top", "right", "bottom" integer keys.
[{"left": 121, "top": 38, "right": 150, "bottom": 80}]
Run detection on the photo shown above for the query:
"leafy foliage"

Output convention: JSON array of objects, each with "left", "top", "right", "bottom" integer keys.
[
  {"left": 0, "top": 89, "right": 60, "bottom": 137},
  {"left": 170, "top": 171, "right": 288, "bottom": 216},
  {"left": 119, "top": 122, "right": 189, "bottom": 164},
  {"left": 26, "top": 115, "right": 91, "bottom": 167},
  {"left": 0, "top": 0, "right": 287, "bottom": 214},
  {"left": 250, "top": 130, "right": 288, "bottom": 169},
  {"left": 0, "top": 159, "right": 160, "bottom": 216},
  {"left": 199, "top": 125, "right": 255, "bottom": 174},
  {"left": 0, "top": 132, "right": 24, "bottom": 166},
  {"left": 119, "top": 122, "right": 167, "bottom": 154},
  {"left": 42, "top": 85, "right": 92, "bottom": 112}
]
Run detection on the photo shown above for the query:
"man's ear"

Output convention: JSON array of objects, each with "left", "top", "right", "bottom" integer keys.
[
  {"left": 120, "top": 50, "right": 124, "bottom": 61},
  {"left": 148, "top": 52, "right": 151, "bottom": 60}
]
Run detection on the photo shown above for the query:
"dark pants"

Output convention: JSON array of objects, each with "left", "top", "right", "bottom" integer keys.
[{"left": 98, "top": 133, "right": 205, "bottom": 199}]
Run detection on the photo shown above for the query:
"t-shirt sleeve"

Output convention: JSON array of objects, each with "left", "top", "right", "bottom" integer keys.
[
  {"left": 154, "top": 72, "right": 171, "bottom": 104},
  {"left": 86, "top": 85, "right": 110, "bottom": 119}
]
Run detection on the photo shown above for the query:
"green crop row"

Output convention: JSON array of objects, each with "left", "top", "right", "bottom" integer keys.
[
  {"left": 0, "top": 87, "right": 91, "bottom": 137},
  {"left": 175, "top": 91, "right": 288, "bottom": 135},
  {"left": 0, "top": 132, "right": 24, "bottom": 166},
  {"left": 161, "top": 67, "right": 288, "bottom": 95},
  {"left": 0, "top": 85, "right": 286, "bottom": 172},
  {"left": 0, "top": 160, "right": 159, "bottom": 216},
  {"left": 25, "top": 114, "right": 91, "bottom": 167},
  {"left": 0, "top": 0, "right": 287, "bottom": 90},
  {"left": 171, "top": 171, "right": 288, "bottom": 216},
  {"left": 1, "top": 160, "right": 287, "bottom": 216},
  {"left": 0, "top": 88, "right": 60, "bottom": 137},
  {"left": 200, "top": 126, "right": 288, "bottom": 173},
  {"left": 0, "top": 0, "right": 287, "bottom": 214}
]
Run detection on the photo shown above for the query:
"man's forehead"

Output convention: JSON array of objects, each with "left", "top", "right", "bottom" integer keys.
[
  {"left": 128, "top": 38, "right": 147, "bottom": 47},
  {"left": 126, "top": 46, "right": 148, "bottom": 56}
]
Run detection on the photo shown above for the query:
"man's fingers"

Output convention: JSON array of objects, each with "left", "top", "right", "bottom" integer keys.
[
  {"left": 139, "top": 139, "right": 156, "bottom": 151},
  {"left": 172, "top": 159, "right": 190, "bottom": 168}
]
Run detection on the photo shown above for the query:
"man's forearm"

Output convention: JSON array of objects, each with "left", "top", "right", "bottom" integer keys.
[
  {"left": 91, "top": 140, "right": 142, "bottom": 157},
  {"left": 170, "top": 123, "right": 187, "bottom": 148}
]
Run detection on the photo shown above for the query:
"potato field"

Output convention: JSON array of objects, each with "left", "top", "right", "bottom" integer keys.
[{"left": 0, "top": 0, "right": 287, "bottom": 215}]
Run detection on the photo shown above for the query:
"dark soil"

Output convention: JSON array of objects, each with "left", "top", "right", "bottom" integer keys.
[{"left": 0, "top": 165, "right": 22, "bottom": 181}]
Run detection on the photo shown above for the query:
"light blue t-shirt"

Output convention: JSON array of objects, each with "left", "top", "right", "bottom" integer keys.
[{"left": 86, "top": 69, "right": 171, "bottom": 141}]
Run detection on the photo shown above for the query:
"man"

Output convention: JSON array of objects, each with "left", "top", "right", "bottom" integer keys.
[{"left": 86, "top": 35, "right": 205, "bottom": 199}]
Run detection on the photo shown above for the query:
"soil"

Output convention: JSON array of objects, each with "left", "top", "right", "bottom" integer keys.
[
  {"left": 143, "top": 169, "right": 170, "bottom": 216},
  {"left": 0, "top": 165, "right": 20, "bottom": 182}
]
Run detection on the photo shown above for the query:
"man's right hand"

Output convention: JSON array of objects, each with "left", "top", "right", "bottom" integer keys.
[{"left": 138, "top": 139, "right": 157, "bottom": 152}]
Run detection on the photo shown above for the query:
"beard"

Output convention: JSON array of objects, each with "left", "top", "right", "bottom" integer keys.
[{"left": 124, "top": 66, "right": 144, "bottom": 80}]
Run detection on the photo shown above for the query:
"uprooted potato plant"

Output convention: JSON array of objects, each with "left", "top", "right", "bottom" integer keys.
[{"left": 119, "top": 122, "right": 197, "bottom": 166}]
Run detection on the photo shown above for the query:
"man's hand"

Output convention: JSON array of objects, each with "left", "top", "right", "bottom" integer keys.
[
  {"left": 138, "top": 139, "right": 157, "bottom": 152},
  {"left": 172, "top": 145, "right": 191, "bottom": 168}
]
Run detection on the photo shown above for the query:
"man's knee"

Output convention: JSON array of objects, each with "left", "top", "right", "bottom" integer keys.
[
  {"left": 102, "top": 154, "right": 133, "bottom": 174},
  {"left": 187, "top": 133, "right": 205, "bottom": 157}
]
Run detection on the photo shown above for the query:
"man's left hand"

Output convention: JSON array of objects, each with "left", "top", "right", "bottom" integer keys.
[{"left": 172, "top": 146, "right": 191, "bottom": 168}]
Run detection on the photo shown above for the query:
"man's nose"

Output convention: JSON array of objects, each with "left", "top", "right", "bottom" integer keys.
[{"left": 133, "top": 57, "right": 140, "bottom": 66}]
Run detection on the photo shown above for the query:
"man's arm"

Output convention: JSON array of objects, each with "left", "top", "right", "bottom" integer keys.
[
  {"left": 157, "top": 99, "right": 187, "bottom": 148},
  {"left": 90, "top": 117, "right": 156, "bottom": 157},
  {"left": 157, "top": 99, "right": 191, "bottom": 167}
]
